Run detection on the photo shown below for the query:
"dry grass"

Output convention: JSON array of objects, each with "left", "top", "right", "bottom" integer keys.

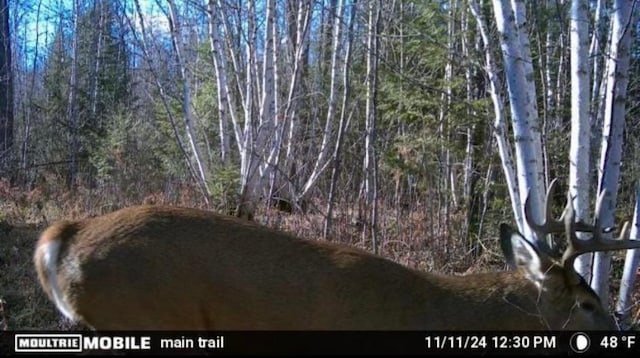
[{"left": 0, "top": 221, "right": 61, "bottom": 329}]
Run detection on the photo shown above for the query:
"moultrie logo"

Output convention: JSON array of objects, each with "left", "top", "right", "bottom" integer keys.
[
  {"left": 14, "top": 334, "right": 82, "bottom": 353},
  {"left": 14, "top": 333, "right": 151, "bottom": 353}
]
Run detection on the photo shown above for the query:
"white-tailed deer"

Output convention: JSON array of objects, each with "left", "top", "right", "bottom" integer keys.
[{"left": 34, "top": 181, "right": 639, "bottom": 330}]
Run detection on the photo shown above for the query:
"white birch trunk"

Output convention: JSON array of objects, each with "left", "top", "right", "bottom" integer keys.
[
  {"left": 128, "top": 0, "right": 206, "bottom": 201},
  {"left": 212, "top": 0, "right": 244, "bottom": 149},
  {"left": 324, "top": 0, "right": 356, "bottom": 240},
  {"left": 594, "top": 0, "right": 637, "bottom": 306},
  {"left": 469, "top": 0, "right": 521, "bottom": 233},
  {"left": 440, "top": 0, "right": 456, "bottom": 209},
  {"left": 89, "top": 1, "right": 104, "bottom": 123},
  {"left": 363, "top": 0, "right": 380, "bottom": 253},
  {"left": 301, "top": 0, "right": 344, "bottom": 196},
  {"left": 589, "top": 0, "right": 606, "bottom": 121},
  {"left": 568, "top": 0, "right": 592, "bottom": 279},
  {"left": 167, "top": 0, "right": 210, "bottom": 197},
  {"left": 238, "top": 0, "right": 258, "bottom": 218},
  {"left": 461, "top": 6, "right": 474, "bottom": 205},
  {"left": 283, "top": 1, "right": 311, "bottom": 162},
  {"left": 266, "top": 0, "right": 282, "bottom": 205},
  {"left": 492, "top": 0, "right": 544, "bottom": 242},
  {"left": 255, "top": 0, "right": 275, "bottom": 203},
  {"left": 258, "top": 0, "right": 275, "bottom": 158},
  {"left": 615, "top": 183, "right": 640, "bottom": 328},
  {"left": 66, "top": 0, "right": 79, "bottom": 188},
  {"left": 207, "top": 0, "right": 231, "bottom": 165},
  {"left": 510, "top": 0, "right": 544, "bottom": 184},
  {"left": 542, "top": 0, "right": 555, "bottom": 124}
]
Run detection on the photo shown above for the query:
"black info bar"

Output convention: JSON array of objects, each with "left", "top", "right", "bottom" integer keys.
[{"left": 2, "top": 331, "right": 637, "bottom": 355}]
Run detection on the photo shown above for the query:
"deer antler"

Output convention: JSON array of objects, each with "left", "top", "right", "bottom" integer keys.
[
  {"left": 561, "top": 190, "right": 636, "bottom": 279},
  {"left": 525, "top": 180, "right": 638, "bottom": 285},
  {"left": 524, "top": 179, "right": 596, "bottom": 244},
  {"left": 524, "top": 179, "right": 566, "bottom": 241}
]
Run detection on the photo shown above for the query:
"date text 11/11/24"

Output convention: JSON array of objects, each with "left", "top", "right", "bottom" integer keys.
[{"left": 424, "top": 334, "right": 556, "bottom": 350}]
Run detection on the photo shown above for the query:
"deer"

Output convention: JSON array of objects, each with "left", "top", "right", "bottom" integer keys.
[{"left": 33, "top": 180, "right": 640, "bottom": 330}]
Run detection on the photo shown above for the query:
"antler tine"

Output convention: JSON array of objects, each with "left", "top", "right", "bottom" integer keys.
[
  {"left": 562, "top": 189, "right": 639, "bottom": 275},
  {"left": 524, "top": 179, "right": 565, "bottom": 242}
]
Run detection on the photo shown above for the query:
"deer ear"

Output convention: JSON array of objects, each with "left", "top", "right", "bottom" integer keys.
[{"left": 499, "top": 223, "right": 548, "bottom": 285}]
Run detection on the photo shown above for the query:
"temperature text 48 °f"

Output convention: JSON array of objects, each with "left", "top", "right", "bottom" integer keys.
[{"left": 600, "top": 335, "right": 637, "bottom": 349}]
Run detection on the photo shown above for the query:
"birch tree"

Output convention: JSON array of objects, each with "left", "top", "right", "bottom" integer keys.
[
  {"left": 616, "top": 184, "right": 640, "bottom": 328},
  {"left": 208, "top": 0, "right": 263, "bottom": 217},
  {"left": 593, "top": 0, "right": 638, "bottom": 306},
  {"left": 468, "top": 0, "right": 519, "bottom": 236},
  {"left": 207, "top": 0, "right": 315, "bottom": 217},
  {"left": 300, "top": 0, "right": 344, "bottom": 197},
  {"left": 481, "top": 0, "right": 546, "bottom": 240},
  {"left": 363, "top": 0, "right": 380, "bottom": 252},
  {"left": 460, "top": 2, "right": 482, "bottom": 243},
  {"left": 67, "top": 0, "right": 80, "bottom": 188},
  {"left": 207, "top": 0, "right": 230, "bottom": 165},
  {"left": 88, "top": 1, "right": 105, "bottom": 122},
  {"left": 495, "top": 0, "right": 546, "bottom": 241},
  {"left": 235, "top": 0, "right": 259, "bottom": 218},
  {"left": 324, "top": 0, "right": 356, "bottom": 240},
  {"left": 124, "top": 0, "right": 208, "bottom": 200},
  {"left": 167, "top": 0, "right": 211, "bottom": 197},
  {"left": 589, "top": 0, "right": 607, "bottom": 124},
  {"left": 440, "top": 0, "right": 456, "bottom": 212},
  {"left": 280, "top": 0, "right": 312, "bottom": 208},
  {"left": 568, "top": 0, "right": 593, "bottom": 278},
  {"left": 473, "top": 0, "right": 640, "bottom": 316}
]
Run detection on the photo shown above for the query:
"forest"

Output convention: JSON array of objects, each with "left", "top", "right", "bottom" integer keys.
[{"left": 2, "top": 0, "right": 640, "bottom": 330}]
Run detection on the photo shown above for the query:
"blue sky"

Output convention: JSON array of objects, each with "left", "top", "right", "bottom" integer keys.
[{"left": 17, "top": 0, "right": 165, "bottom": 65}]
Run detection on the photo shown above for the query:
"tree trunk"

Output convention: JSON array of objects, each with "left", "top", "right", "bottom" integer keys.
[
  {"left": 615, "top": 183, "right": 640, "bottom": 328},
  {"left": 324, "top": 0, "right": 356, "bottom": 240},
  {"left": 128, "top": 0, "right": 207, "bottom": 202},
  {"left": 491, "top": 0, "right": 545, "bottom": 244},
  {"left": 568, "top": 0, "right": 593, "bottom": 279},
  {"left": 300, "top": 0, "right": 344, "bottom": 197},
  {"left": 363, "top": 0, "right": 380, "bottom": 253},
  {"left": 67, "top": 0, "right": 80, "bottom": 189},
  {"left": 0, "top": 0, "right": 13, "bottom": 170},
  {"left": 168, "top": 0, "right": 211, "bottom": 198},
  {"left": 207, "top": 0, "right": 230, "bottom": 165},
  {"left": 469, "top": 0, "right": 520, "bottom": 233},
  {"left": 593, "top": 0, "right": 637, "bottom": 306}
]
